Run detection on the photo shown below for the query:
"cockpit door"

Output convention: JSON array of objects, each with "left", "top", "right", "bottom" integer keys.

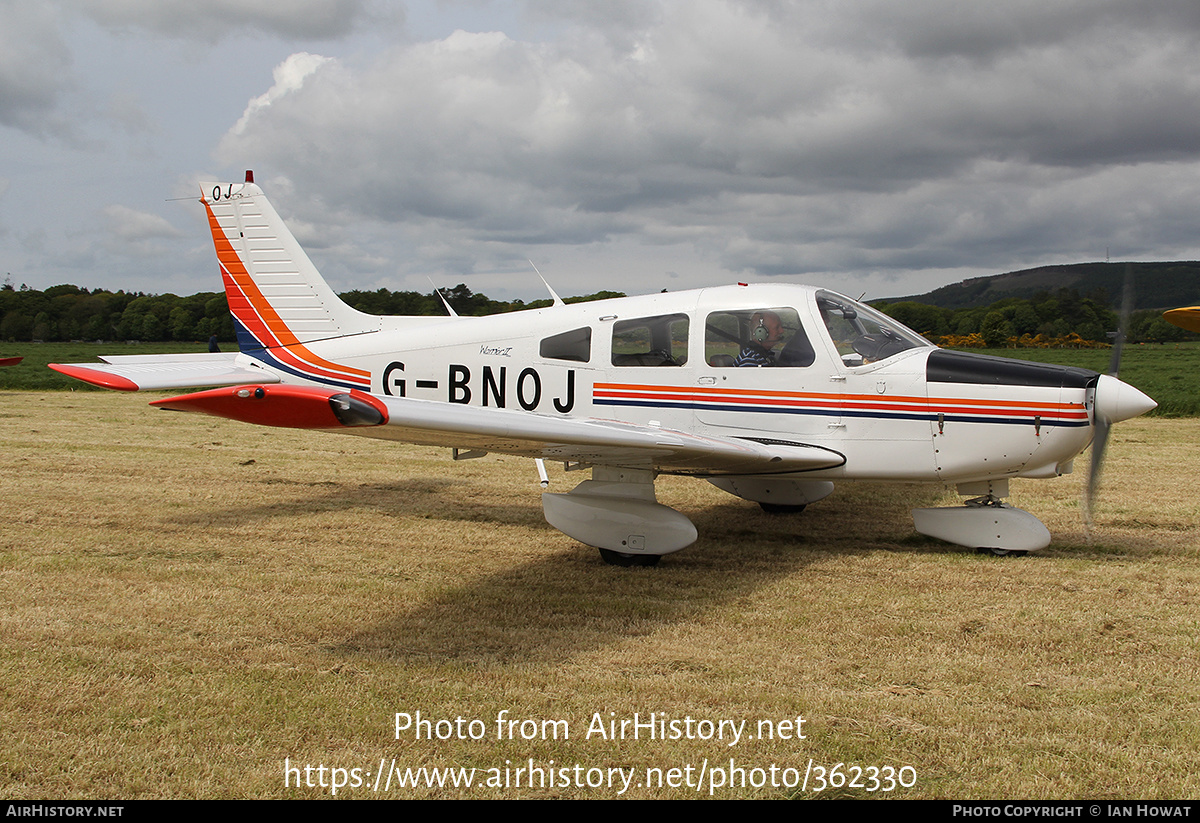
[
  {"left": 813, "top": 291, "right": 939, "bottom": 479},
  {"left": 693, "top": 301, "right": 836, "bottom": 444}
]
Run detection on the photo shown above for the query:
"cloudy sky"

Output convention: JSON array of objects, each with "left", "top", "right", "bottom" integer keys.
[{"left": 3, "top": 0, "right": 1200, "bottom": 303}]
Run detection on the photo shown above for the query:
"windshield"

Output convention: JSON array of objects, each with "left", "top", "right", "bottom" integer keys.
[{"left": 816, "top": 290, "right": 932, "bottom": 366}]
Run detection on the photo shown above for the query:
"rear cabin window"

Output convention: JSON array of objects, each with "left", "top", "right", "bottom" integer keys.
[
  {"left": 704, "top": 308, "right": 814, "bottom": 367},
  {"left": 540, "top": 327, "right": 591, "bottom": 362},
  {"left": 611, "top": 314, "right": 689, "bottom": 366}
]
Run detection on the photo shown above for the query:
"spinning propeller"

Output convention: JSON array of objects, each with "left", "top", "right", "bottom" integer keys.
[{"left": 1083, "top": 265, "right": 1156, "bottom": 535}]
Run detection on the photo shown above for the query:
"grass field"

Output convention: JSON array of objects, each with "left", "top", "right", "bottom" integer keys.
[{"left": 2, "top": 392, "right": 1197, "bottom": 798}]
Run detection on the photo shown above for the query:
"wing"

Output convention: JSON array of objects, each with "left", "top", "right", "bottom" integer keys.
[
  {"left": 151, "top": 382, "right": 846, "bottom": 475},
  {"left": 49, "top": 353, "right": 282, "bottom": 392},
  {"left": 1163, "top": 306, "right": 1200, "bottom": 333}
]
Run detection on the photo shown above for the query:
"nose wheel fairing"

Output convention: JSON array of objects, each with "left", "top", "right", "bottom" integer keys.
[{"left": 912, "top": 495, "right": 1051, "bottom": 553}]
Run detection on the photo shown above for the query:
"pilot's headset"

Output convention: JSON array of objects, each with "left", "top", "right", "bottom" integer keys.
[{"left": 751, "top": 313, "right": 770, "bottom": 343}]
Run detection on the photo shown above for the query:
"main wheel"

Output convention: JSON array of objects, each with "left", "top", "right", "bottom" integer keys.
[
  {"left": 598, "top": 549, "right": 661, "bottom": 567},
  {"left": 980, "top": 547, "right": 1027, "bottom": 557},
  {"left": 759, "top": 502, "right": 807, "bottom": 515}
]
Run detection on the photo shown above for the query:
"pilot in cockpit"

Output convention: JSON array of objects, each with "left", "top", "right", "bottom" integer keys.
[{"left": 735, "top": 311, "right": 784, "bottom": 367}]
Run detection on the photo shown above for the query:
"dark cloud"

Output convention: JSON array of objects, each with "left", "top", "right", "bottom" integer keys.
[
  {"left": 10, "top": 0, "right": 1200, "bottom": 298},
  {"left": 215, "top": 2, "right": 1200, "bottom": 288},
  {"left": 0, "top": 4, "right": 74, "bottom": 138},
  {"left": 69, "top": 0, "right": 381, "bottom": 42}
]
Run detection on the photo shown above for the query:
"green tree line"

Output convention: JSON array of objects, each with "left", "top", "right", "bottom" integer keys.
[
  {"left": 0, "top": 281, "right": 626, "bottom": 343},
  {"left": 873, "top": 288, "right": 1197, "bottom": 345},
  {"left": 2, "top": 280, "right": 1195, "bottom": 345},
  {"left": 0, "top": 284, "right": 236, "bottom": 344}
]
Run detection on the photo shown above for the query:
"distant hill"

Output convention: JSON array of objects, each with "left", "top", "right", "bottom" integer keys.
[{"left": 885, "top": 262, "right": 1200, "bottom": 311}]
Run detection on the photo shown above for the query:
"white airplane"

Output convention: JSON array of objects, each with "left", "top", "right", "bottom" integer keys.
[{"left": 51, "top": 173, "right": 1157, "bottom": 565}]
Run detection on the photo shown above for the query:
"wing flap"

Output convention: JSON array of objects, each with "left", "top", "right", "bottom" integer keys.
[{"left": 50, "top": 353, "right": 281, "bottom": 392}]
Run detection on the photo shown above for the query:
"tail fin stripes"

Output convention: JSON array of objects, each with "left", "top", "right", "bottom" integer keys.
[{"left": 202, "top": 182, "right": 372, "bottom": 390}]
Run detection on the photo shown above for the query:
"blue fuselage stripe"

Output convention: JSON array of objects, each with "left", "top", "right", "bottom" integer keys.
[{"left": 593, "top": 398, "right": 1090, "bottom": 427}]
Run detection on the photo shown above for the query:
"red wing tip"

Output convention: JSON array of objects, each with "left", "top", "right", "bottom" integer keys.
[
  {"left": 0, "top": 356, "right": 23, "bottom": 367},
  {"left": 49, "top": 363, "right": 140, "bottom": 391}
]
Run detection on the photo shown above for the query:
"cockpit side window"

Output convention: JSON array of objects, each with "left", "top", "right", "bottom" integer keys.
[
  {"left": 816, "top": 291, "right": 929, "bottom": 366},
  {"left": 611, "top": 314, "right": 689, "bottom": 366},
  {"left": 704, "top": 308, "right": 814, "bottom": 367},
  {"left": 540, "top": 326, "right": 591, "bottom": 362}
]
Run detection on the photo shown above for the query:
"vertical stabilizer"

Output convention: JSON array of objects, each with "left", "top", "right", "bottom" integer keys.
[
  {"left": 201, "top": 174, "right": 374, "bottom": 390},
  {"left": 201, "top": 176, "right": 380, "bottom": 348}
]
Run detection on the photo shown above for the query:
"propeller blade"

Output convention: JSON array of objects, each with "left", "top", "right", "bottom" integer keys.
[
  {"left": 1084, "top": 413, "right": 1109, "bottom": 534},
  {"left": 1085, "top": 263, "right": 1136, "bottom": 538},
  {"left": 1106, "top": 263, "right": 1133, "bottom": 378}
]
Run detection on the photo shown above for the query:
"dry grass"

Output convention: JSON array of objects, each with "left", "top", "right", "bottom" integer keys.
[{"left": 2, "top": 391, "right": 1197, "bottom": 799}]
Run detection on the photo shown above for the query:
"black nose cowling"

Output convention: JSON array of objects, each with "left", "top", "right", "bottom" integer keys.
[{"left": 926, "top": 349, "right": 1095, "bottom": 390}]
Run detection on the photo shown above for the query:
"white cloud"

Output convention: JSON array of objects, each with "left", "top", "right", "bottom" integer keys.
[
  {"left": 232, "top": 52, "right": 335, "bottom": 136},
  {"left": 101, "top": 204, "right": 182, "bottom": 241}
]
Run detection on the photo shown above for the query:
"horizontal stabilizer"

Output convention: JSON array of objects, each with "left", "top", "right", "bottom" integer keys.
[{"left": 50, "top": 352, "right": 280, "bottom": 392}]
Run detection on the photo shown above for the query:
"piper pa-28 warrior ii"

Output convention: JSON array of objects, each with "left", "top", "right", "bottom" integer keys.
[{"left": 52, "top": 173, "right": 1157, "bottom": 565}]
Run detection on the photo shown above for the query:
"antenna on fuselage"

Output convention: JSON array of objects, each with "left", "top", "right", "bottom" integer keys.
[
  {"left": 528, "top": 260, "right": 565, "bottom": 307},
  {"left": 427, "top": 277, "right": 459, "bottom": 317}
]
